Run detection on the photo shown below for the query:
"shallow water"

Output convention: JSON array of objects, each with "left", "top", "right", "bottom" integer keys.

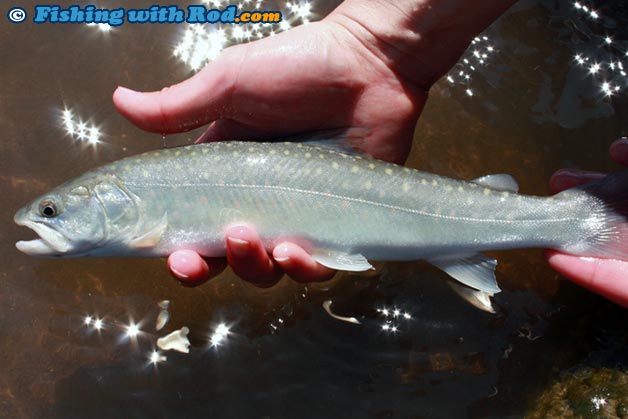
[{"left": 2, "top": 0, "right": 628, "bottom": 417}]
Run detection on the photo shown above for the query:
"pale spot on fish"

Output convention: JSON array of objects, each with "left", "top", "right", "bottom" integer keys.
[
  {"left": 316, "top": 168, "right": 323, "bottom": 175},
  {"left": 432, "top": 180, "right": 438, "bottom": 186},
  {"left": 402, "top": 183, "right": 410, "bottom": 192},
  {"left": 270, "top": 150, "right": 276, "bottom": 155},
  {"left": 248, "top": 147, "right": 255, "bottom": 152},
  {"left": 213, "top": 156, "right": 220, "bottom": 161},
  {"left": 483, "top": 189, "right": 491, "bottom": 196},
  {"left": 332, "top": 162, "right": 339, "bottom": 169},
  {"left": 305, "top": 152, "right": 312, "bottom": 158},
  {"left": 351, "top": 166, "right": 359, "bottom": 173},
  {"left": 202, "top": 148, "right": 209, "bottom": 154},
  {"left": 175, "top": 150, "right": 181, "bottom": 156},
  {"left": 458, "top": 186, "right": 464, "bottom": 192},
  {"left": 421, "top": 179, "right": 428, "bottom": 186},
  {"left": 445, "top": 185, "right": 453, "bottom": 192},
  {"left": 233, "top": 151, "right": 240, "bottom": 157},
  {"left": 284, "top": 150, "right": 290, "bottom": 156},
  {"left": 368, "top": 163, "right": 376, "bottom": 169},
  {"left": 364, "top": 180, "right": 372, "bottom": 189},
  {"left": 142, "top": 170, "right": 149, "bottom": 177},
  {"left": 385, "top": 168, "right": 393, "bottom": 175},
  {"left": 190, "top": 151, "right": 197, "bottom": 157},
  {"left": 403, "top": 167, "right": 411, "bottom": 173},
  {"left": 501, "top": 191, "right": 510, "bottom": 197},
  {"left": 319, "top": 154, "right": 325, "bottom": 159}
]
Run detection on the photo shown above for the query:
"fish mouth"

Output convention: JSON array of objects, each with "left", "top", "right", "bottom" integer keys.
[{"left": 14, "top": 214, "right": 72, "bottom": 257}]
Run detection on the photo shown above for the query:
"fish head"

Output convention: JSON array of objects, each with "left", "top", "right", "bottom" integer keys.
[{"left": 14, "top": 173, "right": 139, "bottom": 257}]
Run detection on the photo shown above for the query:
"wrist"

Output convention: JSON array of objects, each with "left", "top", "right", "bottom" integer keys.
[{"left": 327, "top": 0, "right": 516, "bottom": 89}]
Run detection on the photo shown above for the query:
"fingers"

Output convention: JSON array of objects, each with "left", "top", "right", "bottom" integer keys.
[
  {"left": 168, "top": 250, "right": 226, "bottom": 285},
  {"left": 273, "top": 242, "right": 336, "bottom": 283},
  {"left": 548, "top": 169, "right": 605, "bottom": 194},
  {"left": 545, "top": 250, "right": 628, "bottom": 308},
  {"left": 225, "top": 225, "right": 282, "bottom": 286},
  {"left": 610, "top": 137, "right": 628, "bottom": 166},
  {"left": 112, "top": 53, "right": 238, "bottom": 134}
]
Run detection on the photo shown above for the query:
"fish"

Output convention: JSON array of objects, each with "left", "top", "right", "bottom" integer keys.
[{"left": 13, "top": 141, "right": 628, "bottom": 297}]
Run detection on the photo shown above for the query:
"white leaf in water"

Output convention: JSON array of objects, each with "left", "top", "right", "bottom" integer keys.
[
  {"left": 155, "top": 310, "right": 170, "bottom": 331},
  {"left": 157, "top": 326, "right": 190, "bottom": 353},
  {"left": 155, "top": 300, "right": 171, "bottom": 331},
  {"left": 322, "top": 300, "right": 361, "bottom": 325}
]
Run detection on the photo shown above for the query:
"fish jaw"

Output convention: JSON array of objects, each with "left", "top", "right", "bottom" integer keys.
[{"left": 14, "top": 212, "right": 73, "bottom": 257}]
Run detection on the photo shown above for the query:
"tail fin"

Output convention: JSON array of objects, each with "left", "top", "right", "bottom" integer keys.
[{"left": 559, "top": 169, "right": 628, "bottom": 260}]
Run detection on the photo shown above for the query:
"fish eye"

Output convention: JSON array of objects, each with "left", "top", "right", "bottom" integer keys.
[{"left": 39, "top": 200, "right": 57, "bottom": 218}]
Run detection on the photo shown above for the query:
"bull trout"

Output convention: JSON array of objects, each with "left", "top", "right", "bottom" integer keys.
[{"left": 13, "top": 141, "right": 628, "bottom": 296}]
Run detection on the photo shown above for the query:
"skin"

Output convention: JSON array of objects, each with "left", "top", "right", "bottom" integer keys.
[{"left": 113, "top": 0, "right": 628, "bottom": 306}]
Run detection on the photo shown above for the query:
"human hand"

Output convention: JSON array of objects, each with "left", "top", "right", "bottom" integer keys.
[
  {"left": 545, "top": 138, "right": 628, "bottom": 308},
  {"left": 113, "top": 0, "right": 514, "bottom": 285}
]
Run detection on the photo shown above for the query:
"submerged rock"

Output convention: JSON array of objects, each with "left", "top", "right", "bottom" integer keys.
[{"left": 528, "top": 368, "right": 628, "bottom": 419}]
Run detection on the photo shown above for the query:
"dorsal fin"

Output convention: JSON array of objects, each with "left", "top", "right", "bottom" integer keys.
[
  {"left": 280, "top": 128, "right": 370, "bottom": 156},
  {"left": 471, "top": 174, "right": 519, "bottom": 193}
]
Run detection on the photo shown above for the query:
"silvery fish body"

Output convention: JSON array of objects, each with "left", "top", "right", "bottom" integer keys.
[{"left": 14, "top": 142, "right": 628, "bottom": 296}]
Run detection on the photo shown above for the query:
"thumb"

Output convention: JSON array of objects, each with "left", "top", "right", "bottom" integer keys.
[{"left": 112, "top": 56, "right": 236, "bottom": 134}]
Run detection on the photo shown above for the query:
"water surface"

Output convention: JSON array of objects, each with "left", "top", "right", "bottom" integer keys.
[{"left": 2, "top": 0, "right": 628, "bottom": 417}]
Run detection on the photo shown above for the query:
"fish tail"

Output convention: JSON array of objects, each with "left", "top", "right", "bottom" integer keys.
[{"left": 558, "top": 169, "right": 628, "bottom": 260}]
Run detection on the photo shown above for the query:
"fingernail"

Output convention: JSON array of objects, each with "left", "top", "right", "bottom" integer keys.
[
  {"left": 169, "top": 252, "right": 191, "bottom": 278},
  {"left": 115, "top": 86, "right": 140, "bottom": 95},
  {"left": 273, "top": 244, "right": 291, "bottom": 262},
  {"left": 227, "top": 236, "right": 250, "bottom": 257},
  {"left": 170, "top": 266, "right": 189, "bottom": 279}
]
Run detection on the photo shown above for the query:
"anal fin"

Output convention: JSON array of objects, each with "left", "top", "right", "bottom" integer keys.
[
  {"left": 311, "top": 249, "right": 373, "bottom": 272},
  {"left": 427, "top": 253, "right": 501, "bottom": 295},
  {"left": 448, "top": 282, "right": 496, "bottom": 313}
]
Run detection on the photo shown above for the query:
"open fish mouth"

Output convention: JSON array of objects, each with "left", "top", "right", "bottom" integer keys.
[{"left": 14, "top": 216, "right": 72, "bottom": 257}]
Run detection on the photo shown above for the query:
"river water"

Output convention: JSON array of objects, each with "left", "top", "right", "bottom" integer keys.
[{"left": 2, "top": 0, "right": 628, "bottom": 417}]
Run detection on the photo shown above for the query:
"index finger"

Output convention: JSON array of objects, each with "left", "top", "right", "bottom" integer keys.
[{"left": 545, "top": 250, "right": 628, "bottom": 308}]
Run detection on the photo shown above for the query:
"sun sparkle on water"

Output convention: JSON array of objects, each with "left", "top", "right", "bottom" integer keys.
[{"left": 173, "top": 0, "right": 315, "bottom": 71}]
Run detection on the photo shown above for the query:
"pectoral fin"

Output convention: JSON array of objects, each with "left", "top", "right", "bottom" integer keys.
[
  {"left": 130, "top": 214, "right": 168, "bottom": 248},
  {"left": 472, "top": 174, "right": 519, "bottom": 193},
  {"left": 311, "top": 249, "right": 373, "bottom": 271},
  {"left": 427, "top": 253, "right": 501, "bottom": 295}
]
